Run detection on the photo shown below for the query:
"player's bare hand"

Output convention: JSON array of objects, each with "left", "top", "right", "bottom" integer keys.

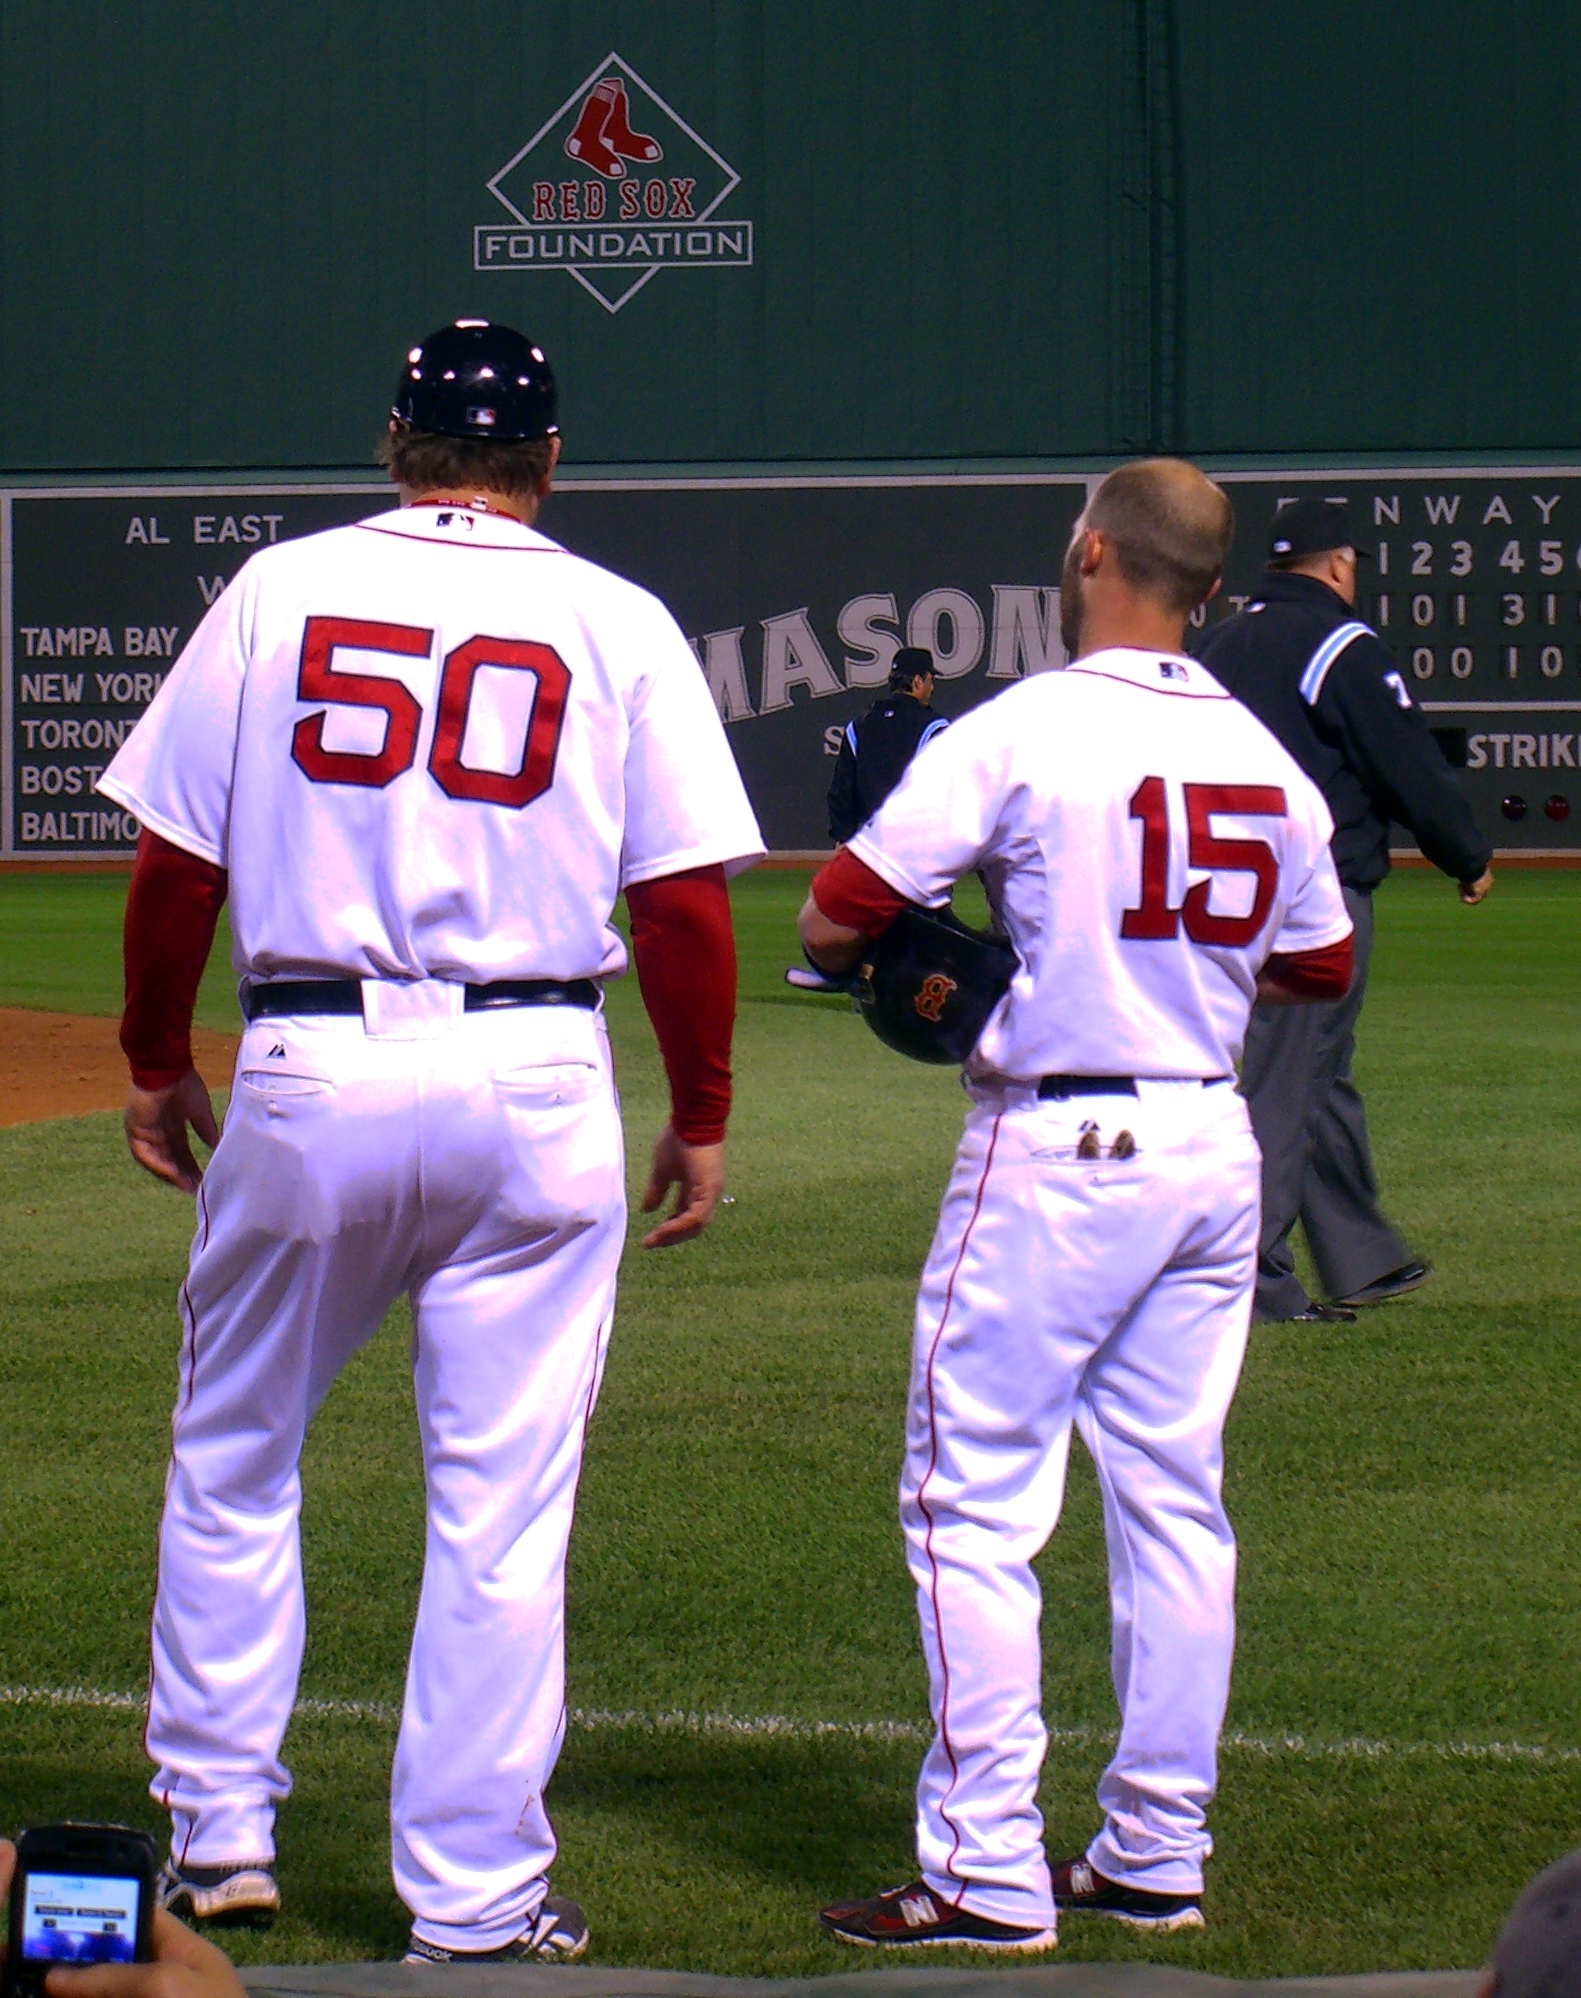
[
  {"left": 641, "top": 1123, "right": 725, "bottom": 1248},
  {"left": 1459, "top": 866, "right": 1494, "bottom": 905},
  {"left": 796, "top": 892, "right": 866, "bottom": 976},
  {"left": 124, "top": 1068, "right": 220, "bottom": 1193}
]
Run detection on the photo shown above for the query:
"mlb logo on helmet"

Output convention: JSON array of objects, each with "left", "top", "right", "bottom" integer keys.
[{"left": 473, "top": 53, "right": 756, "bottom": 313}]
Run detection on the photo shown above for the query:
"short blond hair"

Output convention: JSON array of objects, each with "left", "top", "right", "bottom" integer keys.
[{"left": 1086, "top": 458, "right": 1234, "bottom": 612}]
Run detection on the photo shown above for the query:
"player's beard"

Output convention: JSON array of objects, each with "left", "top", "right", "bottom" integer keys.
[{"left": 1059, "top": 536, "right": 1087, "bottom": 656}]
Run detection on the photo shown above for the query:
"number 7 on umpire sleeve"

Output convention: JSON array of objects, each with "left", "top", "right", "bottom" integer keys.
[
  {"left": 1120, "top": 776, "right": 1287, "bottom": 947},
  {"left": 290, "top": 614, "right": 571, "bottom": 808}
]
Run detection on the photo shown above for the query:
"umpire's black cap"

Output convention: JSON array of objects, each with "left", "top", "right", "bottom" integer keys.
[
  {"left": 1267, "top": 496, "right": 1374, "bottom": 564},
  {"left": 889, "top": 646, "right": 935, "bottom": 688},
  {"left": 393, "top": 320, "right": 558, "bottom": 441},
  {"left": 1488, "top": 1846, "right": 1581, "bottom": 1995}
]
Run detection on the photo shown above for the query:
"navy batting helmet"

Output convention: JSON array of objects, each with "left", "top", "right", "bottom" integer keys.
[
  {"left": 852, "top": 905, "right": 1018, "bottom": 1065},
  {"left": 393, "top": 320, "right": 558, "bottom": 441}
]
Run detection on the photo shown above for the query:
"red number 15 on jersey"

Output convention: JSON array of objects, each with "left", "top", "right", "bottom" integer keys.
[
  {"left": 1121, "top": 775, "right": 1287, "bottom": 947},
  {"left": 290, "top": 615, "right": 571, "bottom": 808}
]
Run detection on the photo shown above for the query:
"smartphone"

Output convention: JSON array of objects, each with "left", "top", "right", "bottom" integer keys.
[{"left": 4, "top": 1824, "right": 158, "bottom": 1998}]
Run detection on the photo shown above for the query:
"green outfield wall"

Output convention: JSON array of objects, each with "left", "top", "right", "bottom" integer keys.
[
  {"left": 4, "top": 7, "right": 1576, "bottom": 854},
  {"left": 2, "top": 2, "right": 1577, "bottom": 473}
]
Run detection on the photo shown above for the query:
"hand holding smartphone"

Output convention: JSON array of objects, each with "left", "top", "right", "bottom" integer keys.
[
  {"left": 2, "top": 1829, "right": 244, "bottom": 1998},
  {"left": 4, "top": 1827, "right": 156, "bottom": 1998}
]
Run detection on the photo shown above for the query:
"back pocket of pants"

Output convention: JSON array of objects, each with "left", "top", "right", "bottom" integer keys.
[
  {"left": 238, "top": 1071, "right": 334, "bottom": 1117},
  {"left": 491, "top": 1061, "right": 601, "bottom": 1109}
]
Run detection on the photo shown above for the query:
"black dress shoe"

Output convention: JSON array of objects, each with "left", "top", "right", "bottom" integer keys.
[
  {"left": 1256, "top": 1299, "right": 1357, "bottom": 1324},
  {"left": 1332, "top": 1260, "right": 1432, "bottom": 1308}
]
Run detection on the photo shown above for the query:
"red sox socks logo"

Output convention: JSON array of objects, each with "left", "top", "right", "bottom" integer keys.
[
  {"left": 564, "top": 77, "right": 663, "bottom": 179},
  {"left": 474, "top": 53, "right": 755, "bottom": 313}
]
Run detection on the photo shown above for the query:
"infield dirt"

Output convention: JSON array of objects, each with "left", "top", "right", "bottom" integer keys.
[{"left": 0, "top": 1007, "right": 239, "bottom": 1126}]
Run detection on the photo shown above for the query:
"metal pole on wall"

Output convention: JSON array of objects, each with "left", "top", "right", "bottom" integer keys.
[{"left": 1121, "top": 0, "right": 1183, "bottom": 455}]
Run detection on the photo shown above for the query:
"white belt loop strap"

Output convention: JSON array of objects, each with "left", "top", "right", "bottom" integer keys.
[
  {"left": 1299, "top": 621, "right": 1369, "bottom": 706},
  {"left": 360, "top": 978, "right": 466, "bottom": 1039}
]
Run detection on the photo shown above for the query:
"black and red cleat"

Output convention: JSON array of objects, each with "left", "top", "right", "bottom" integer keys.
[
  {"left": 818, "top": 1880, "right": 1055, "bottom": 1952},
  {"left": 1051, "top": 1856, "right": 1204, "bottom": 1932}
]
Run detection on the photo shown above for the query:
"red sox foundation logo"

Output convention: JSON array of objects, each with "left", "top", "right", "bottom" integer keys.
[
  {"left": 914, "top": 974, "right": 958, "bottom": 1024},
  {"left": 475, "top": 54, "right": 755, "bottom": 313},
  {"left": 564, "top": 77, "right": 663, "bottom": 180}
]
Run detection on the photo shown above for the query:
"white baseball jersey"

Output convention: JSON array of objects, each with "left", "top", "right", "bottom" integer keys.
[
  {"left": 99, "top": 504, "right": 763, "bottom": 983},
  {"left": 848, "top": 646, "right": 1351, "bottom": 1079},
  {"left": 111, "top": 501, "right": 761, "bottom": 1949},
  {"left": 855, "top": 647, "right": 1352, "bottom": 1931}
]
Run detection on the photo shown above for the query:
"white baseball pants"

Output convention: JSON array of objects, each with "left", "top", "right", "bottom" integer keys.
[
  {"left": 145, "top": 984, "right": 624, "bottom": 1950},
  {"left": 904, "top": 1076, "right": 1260, "bottom": 1929}
]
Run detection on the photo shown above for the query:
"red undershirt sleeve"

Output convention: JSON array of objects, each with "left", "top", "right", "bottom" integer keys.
[
  {"left": 121, "top": 829, "right": 229, "bottom": 1091},
  {"left": 809, "top": 847, "right": 911, "bottom": 935},
  {"left": 1261, "top": 933, "right": 1354, "bottom": 1001},
  {"left": 624, "top": 863, "right": 736, "bottom": 1147}
]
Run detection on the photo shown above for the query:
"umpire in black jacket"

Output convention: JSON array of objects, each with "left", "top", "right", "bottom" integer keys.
[
  {"left": 785, "top": 648, "right": 950, "bottom": 992},
  {"left": 827, "top": 646, "right": 949, "bottom": 844},
  {"left": 1199, "top": 497, "right": 1494, "bottom": 1323}
]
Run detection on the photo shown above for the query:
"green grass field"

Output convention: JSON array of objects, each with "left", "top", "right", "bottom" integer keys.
[{"left": 2, "top": 867, "right": 1579, "bottom": 1978}]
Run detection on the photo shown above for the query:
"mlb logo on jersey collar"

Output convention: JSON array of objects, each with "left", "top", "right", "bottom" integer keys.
[
  {"left": 1067, "top": 646, "right": 1228, "bottom": 698},
  {"left": 359, "top": 509, "right": 557, "bottom": 551}
]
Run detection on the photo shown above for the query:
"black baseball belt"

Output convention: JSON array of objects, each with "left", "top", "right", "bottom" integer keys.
[
  {"left": 243, "top": 978, "right": 600, "bottom": 1023},
  {"left": 1037, "top": 1074, "right": 1231, "bottom": 1100}
]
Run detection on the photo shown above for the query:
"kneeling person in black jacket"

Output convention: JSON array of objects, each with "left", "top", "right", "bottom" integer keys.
[{"left": 1198, "top": 498, "right": 1493, "bottom": 1323}]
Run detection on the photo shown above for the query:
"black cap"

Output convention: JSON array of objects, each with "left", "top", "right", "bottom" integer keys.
[
  {"left": 393, "top": 321, "right": 558, "bottom": 441},
  {"left": 889, "top": 645, "right": 934, "bottom": 687},
  {"left": 1267, "top": 496, "right": 1373, "bottom": 564},
  {"left": 1489, "top": 1847, "right": 1581, "bottom": 1995}
]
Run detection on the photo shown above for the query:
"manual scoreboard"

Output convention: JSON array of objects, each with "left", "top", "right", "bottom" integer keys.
[
  {"left": 2, "top": 468, "right": 1577, "bottom": 855},
  {"left": 1208, "top": 473, "right": 1581, "bottom": 842}
]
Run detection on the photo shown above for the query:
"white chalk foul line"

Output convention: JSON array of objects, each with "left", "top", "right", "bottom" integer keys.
[{"left": 6, "top": 1685, "right": 1581, "bottom": 1767}]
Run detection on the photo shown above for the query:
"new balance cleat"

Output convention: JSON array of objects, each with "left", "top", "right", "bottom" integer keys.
[
  {"left": 818, "top": 1880, "right": 1055, "bottom": 1952},
  {"left": 1051, "top": 1856, "right": 1204, "bottom": 1932},
  {"left": 403, "top": 1895, "right": 589, "bottom": 1964},
  {"left": 157, "top": 1859, "right": 280, "bottom": 1926}
]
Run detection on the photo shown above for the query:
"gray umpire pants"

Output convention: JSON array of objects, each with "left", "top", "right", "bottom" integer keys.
[{"left": 1239, "top": 885, "right": 1412, "bottom": 1317}]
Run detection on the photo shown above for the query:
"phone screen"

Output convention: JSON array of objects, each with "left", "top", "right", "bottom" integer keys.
[{"left": 19, "top": 1873, "right": 142, "bottom": 1964}]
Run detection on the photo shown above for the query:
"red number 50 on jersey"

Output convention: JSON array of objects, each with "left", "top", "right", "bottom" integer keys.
[
  {"left": 1121, "top": 775, "right": 1287, "bottom": 947},
  {"left": 290, "top": 616, "right": 571, "bottom": 809}
]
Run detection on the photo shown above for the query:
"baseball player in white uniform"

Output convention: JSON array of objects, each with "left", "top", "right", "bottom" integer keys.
[
  {"left": 800, "top": 460, "right": 1354, "bottom": 1949},
  {"left": 98, "top": 322, "right": 763, "bottom": 1961}
]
